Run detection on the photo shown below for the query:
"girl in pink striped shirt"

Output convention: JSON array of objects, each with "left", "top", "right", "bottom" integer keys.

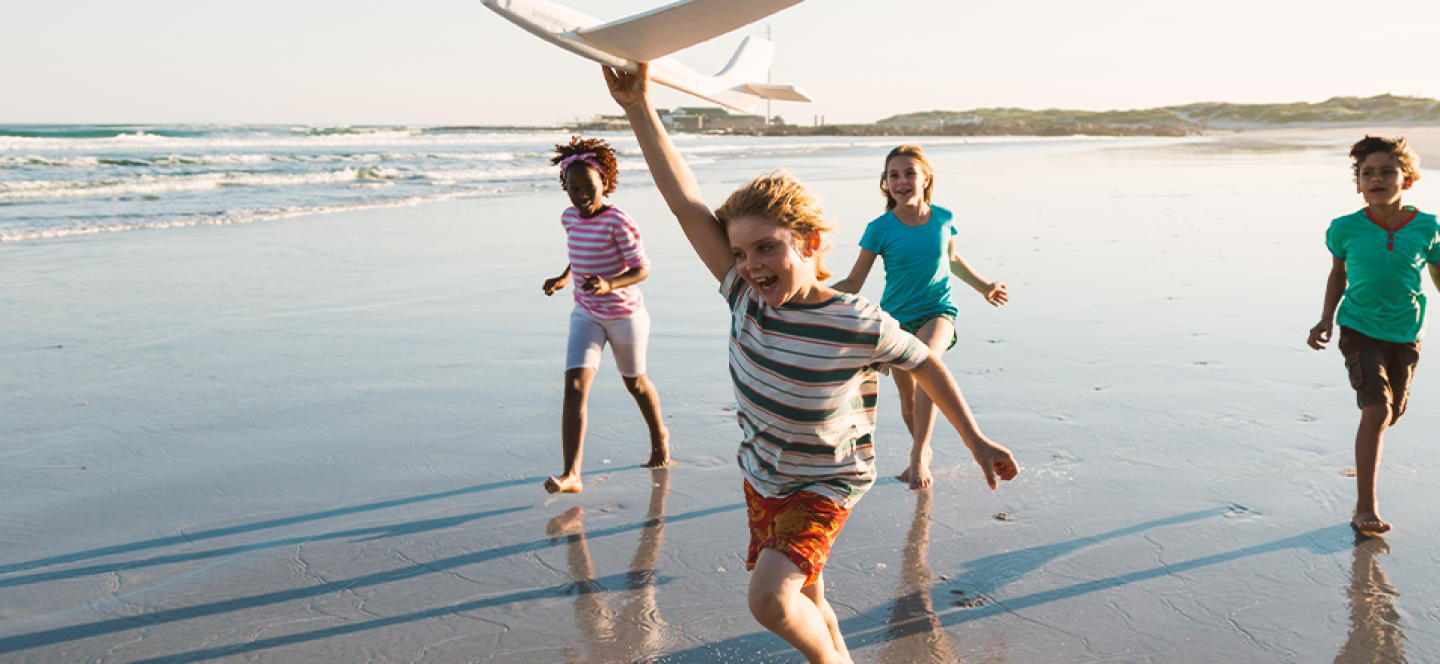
[{"left": 540, "top": 136, "right": 669, "bottom": 494}]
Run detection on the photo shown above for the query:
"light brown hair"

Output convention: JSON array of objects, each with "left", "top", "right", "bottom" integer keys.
[
  {"left": 715, "top": 171, "right": 836, "bottom": 280},
  {"left": 1350, "top": 135, "right": 1422, "bottom": 185},
  {"left": 881, "top": 144, "right": 935, "bottom": 211}
]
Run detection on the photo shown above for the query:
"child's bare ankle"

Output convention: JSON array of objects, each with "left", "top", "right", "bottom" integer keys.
[{"left": 544, "top": 474, "right": 583, "bottom": 494}]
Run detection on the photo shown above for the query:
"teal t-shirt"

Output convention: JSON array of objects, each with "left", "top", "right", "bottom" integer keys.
[
  {"left": 1326, "top": 207, "right": 1440, "bottom": 343},
  {"left": 859, "top": 204, "right": 959, "bottom": 324}
]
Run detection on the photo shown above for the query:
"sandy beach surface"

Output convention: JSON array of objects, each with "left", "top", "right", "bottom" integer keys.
[{"left": 4, "top": 128, "right": 1440, "bottom": 663}]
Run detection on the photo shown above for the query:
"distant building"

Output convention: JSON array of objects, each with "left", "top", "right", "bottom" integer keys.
[
  {"left": 664, "top": 107, "right": 765, "bottom": 132},
  {"left": 574, "top": 114, "right": 630, "bottom": 131}
]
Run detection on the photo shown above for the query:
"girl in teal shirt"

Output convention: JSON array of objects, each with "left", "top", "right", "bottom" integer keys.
[{"left": 833, "top": 145, "right": 1008, "bottom": 489}]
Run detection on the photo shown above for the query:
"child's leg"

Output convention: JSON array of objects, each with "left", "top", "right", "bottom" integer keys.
[
  {"left": 801, "top": 570, "right": 850, "bottom": 662},
  {"left": 748, "top": 550, "right": 850, "bottom": 664},
  {"left": 898, "top": 317, "right": 956, "bottom": 487},
  {"left": 547, "top": 367, "right": 597, "bottom": 494},
  {"left": 1340, "top": 328, "right": 1418, "bottom": 533},
  {"left": 608, "top": 308, "right": 670, "bottom": 467},
  {"left": 1354, "top": 403, "right": 1391, "bottom": 533},
  {"left": 549, "top": 309, "right": 609, "bottom": 494},
  {"left": 892, "top": 371, "right": 918, "bottom": 436},
  {"left": 622, "top": 374, "right": 670, "bottom": 467}
]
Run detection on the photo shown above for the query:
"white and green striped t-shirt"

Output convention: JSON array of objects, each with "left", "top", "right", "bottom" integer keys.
[{"left": 722, "top": 265, "right": 930, "bottom": 509}]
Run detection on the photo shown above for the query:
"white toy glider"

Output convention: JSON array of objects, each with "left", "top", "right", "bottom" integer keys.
[{"left": 481, "top": 0, "right": 811, "bottom": 113}]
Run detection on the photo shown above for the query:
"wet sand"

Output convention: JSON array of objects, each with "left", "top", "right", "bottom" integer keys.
[{"left": 3, "top": 130, "right": 1440, "bottom": 662}]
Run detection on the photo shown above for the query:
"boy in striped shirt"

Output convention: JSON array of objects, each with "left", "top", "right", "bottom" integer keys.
[{"left": 608, "top": 64, "right": 1018, "bottom": 664}]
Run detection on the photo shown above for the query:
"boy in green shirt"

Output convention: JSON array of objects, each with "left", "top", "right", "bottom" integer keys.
[{"left": 1308, "top": 135, "right": 1440, "bottom": 536}]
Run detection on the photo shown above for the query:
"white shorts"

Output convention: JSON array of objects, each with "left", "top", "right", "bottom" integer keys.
[{"left": 565, "top": 306, "right": 650, "bottom": 377}]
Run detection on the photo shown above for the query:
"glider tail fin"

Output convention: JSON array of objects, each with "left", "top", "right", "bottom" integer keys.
[
  {"left": 695, "top": 36, "right": 811, "bottom": 112},
  {"left": 714, "top": 36, "right": 774, "bottom": 83}
]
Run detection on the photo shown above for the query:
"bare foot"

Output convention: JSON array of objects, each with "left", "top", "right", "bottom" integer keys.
[
  {"left": 643, "top": 428, "right": 671, "bottom": 469},
  {"left": 1352, "top": 510, "right": 1391, "bottom": 536},
  {"left": 547, "top": 506, "right": 585, "bottom": 536},
  {"left": 897, "top": 463, "right": 933, "bottom": 489},
  {"left": 544, "top": 474, "right": 583, "bottom": 494}
]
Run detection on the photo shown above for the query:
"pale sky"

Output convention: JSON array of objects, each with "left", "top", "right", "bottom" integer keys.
[{"left": 5, "top": 0, "right": 1439, "bottom": 126}]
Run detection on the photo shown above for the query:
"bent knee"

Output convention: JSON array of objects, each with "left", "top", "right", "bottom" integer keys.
[
  {"left": 1360, "top": 403, "right": 1393, "bottom": 428},
  {"left": 747, "top": 590, "right": 786, "bottom": 627}
]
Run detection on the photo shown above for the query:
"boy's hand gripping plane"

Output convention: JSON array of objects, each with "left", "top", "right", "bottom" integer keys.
[{"left": 480, "top": 0, "right": 811, "bottom": 113}]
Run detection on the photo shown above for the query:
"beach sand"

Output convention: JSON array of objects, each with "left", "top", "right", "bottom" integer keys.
[
  {"left": 1234, "top": 125, "right": 1440, "bottom": 163},
  {"left": 3, "top": 129, "right": 1439, "bottom": 662}
]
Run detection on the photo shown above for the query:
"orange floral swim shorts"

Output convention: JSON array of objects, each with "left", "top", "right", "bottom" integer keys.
[{"left": 744, "top": 481, "right": 852, "bottom": 587}]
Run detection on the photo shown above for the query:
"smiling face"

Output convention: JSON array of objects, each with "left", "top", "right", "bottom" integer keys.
[
  {"left": 727, "top": 214, "right": 822, "bottom": 307},
  {"left": 564, "top": 163, "right": 607, "bottom": 217},
  {"left": 1356, "top": 152, "right": 1412, "bottom": 208},
  {"left": 884, "top": 155, "right": 931, "bottom": 209}
]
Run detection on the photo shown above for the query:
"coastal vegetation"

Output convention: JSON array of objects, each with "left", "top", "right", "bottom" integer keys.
[{"left": 739, "top": 94, "right": 1440, "bottom": 137}]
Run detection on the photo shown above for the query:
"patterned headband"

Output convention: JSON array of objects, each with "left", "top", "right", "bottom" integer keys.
[{"left": 558, "top": 153, "right": 602, "bottom": 176}]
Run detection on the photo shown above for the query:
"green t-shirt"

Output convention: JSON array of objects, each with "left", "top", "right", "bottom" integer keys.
[{"left": 1326, "top": 207, "right": 1440, "bottom": 342}]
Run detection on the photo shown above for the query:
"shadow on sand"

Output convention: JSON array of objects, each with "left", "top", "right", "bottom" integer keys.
[
  {"left": 0, "top": 477, "right": 536, "bottom": 576},
  {"left": 0, "top": 472, "right": 738, "bottom": 660},
  {"left": 112, "top": 469, "right": 689, "bottom": 664},
  {"left": 654, "top": 509, "right": 1354, "bottom": 662}
]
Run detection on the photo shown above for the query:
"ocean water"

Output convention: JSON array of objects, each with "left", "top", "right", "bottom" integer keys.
[{"left": 0, "top": 124, "right": 1114, "bottom": 242}]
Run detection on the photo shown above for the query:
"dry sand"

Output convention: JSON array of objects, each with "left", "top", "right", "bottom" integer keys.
[
  {"left": 3, "top": 132, "right": 1439, "bottom": 662},
  {"left": 1236, "top": 124, "right": 1440, "bottom": 163}
]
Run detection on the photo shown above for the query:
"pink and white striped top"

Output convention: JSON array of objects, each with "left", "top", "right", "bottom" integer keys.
[{"left": 562, "top": 206, "right": 650, "bottom": 317}]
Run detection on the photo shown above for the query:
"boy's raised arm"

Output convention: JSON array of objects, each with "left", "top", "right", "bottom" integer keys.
[{"left": 605, "top": 65, "right": 731, "bottom": 282}]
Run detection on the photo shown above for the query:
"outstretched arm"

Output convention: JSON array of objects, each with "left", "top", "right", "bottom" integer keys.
[
  {"left": 1308, "top": 258, "right": 1347, "bottom": 350},
  {"left": 605, "top": 64, "right": 731, "bottom": 282},
  {"left": 832, "top": 249, "right": 877, "bottom": 294},
  {"left": 908, "top": 356, "right": 1018, "bottom": 489},
  {"left": 949, "top": 238, "right": 1007, "bottom": 306},
  {"left": 1430, "top": 263, "right": 1440, "bottom": 293}
]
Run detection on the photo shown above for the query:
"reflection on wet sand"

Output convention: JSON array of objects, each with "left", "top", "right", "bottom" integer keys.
[
  {"left": 1335, "top": 536, "right": 1405, "bottom": 664},
  {"left": 547, "top": 468, "right": 672, "bottom": 663},
  {"left": 876, "top": 489, "right": 962, "bottom": 664}
]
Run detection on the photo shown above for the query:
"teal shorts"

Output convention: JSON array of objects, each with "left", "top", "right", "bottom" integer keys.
[{"left": 899, "top": 311, "right": 957, "bottom": 351}]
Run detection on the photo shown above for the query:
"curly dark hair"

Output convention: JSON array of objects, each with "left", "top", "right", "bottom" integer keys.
[
  {"left": 1350, "top": 135, "right": 1422, "bottom": 185},
  {"left": 551, "top": 135, "right": 619, "bottom": 196}
]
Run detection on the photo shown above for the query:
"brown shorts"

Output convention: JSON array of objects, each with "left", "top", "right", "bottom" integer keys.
[
  {"left": 744, "top": 481, "right": 851, "bottom": 587},
  {"left": 1339, "top": 326, "right": 1421, "bottom": 424}
]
